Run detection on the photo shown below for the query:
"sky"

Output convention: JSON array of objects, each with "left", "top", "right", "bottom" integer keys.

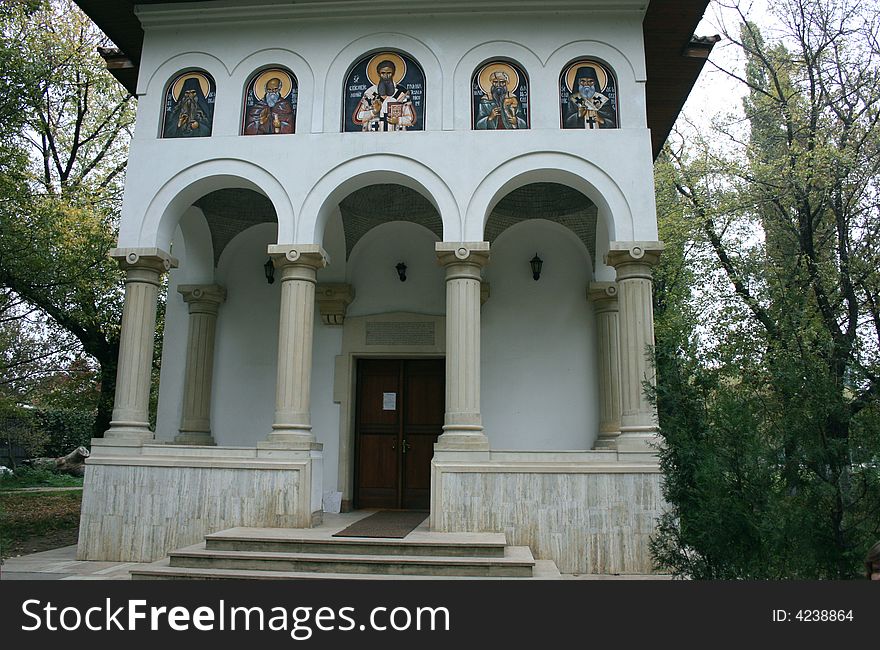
[{"left": 682, "top": 0, "right": 778, "bottom": 135}]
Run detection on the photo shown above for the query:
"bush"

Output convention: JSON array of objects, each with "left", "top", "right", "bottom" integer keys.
[
  {"left": 34, "top": 408, "right": 93, "bottom": 457},
  {"left": 0, "top": 466, "right": 83, "bottom": 489}
]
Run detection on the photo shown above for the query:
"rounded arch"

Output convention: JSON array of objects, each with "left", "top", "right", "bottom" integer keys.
[
  {"left": 322, "top": 33, "right": 443, "bottom": 132},
  {"left": 175, "top": 206, "right": 215, "bottom": 284},
  {"left": 464, "top": 151, "right": 634, "bottom": 243},
  {"left": 231, "top": 49, "right": 314, "bottom": 133},
  {"left": 140, "top": 159, "right": 295, "bottom": 251},
  {"left": 300, "top": 153, "right": 461, "bottom": 245},
  {"left": 453, "top": 42, "right": 542, "bottom": 131},
  {"left": 545, "top": 40, "right": 642, "bottom": 84}
]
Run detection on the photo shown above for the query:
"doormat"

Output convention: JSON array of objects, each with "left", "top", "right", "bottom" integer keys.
[{"left": 332, "top": 511, "right": 429, "bottom": 539}]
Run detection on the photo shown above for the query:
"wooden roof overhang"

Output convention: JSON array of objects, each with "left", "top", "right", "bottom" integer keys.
[{"left": 75, "top": 0, "right": 716, "bottom": 158}]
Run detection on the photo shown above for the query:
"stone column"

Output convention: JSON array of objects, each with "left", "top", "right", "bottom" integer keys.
[
  {"left": 174, "top": 284, "right": 226, "bottom": 445},
  {"left": 104, "top": 248, "right": 177, "bottom": 441},
  {"left": 589, "top": 282, "right": 621, "bottom": 449},
  {"left": 435, "top": 242, "right": 490, "bottom": 451},
  {"left": 605, "top": 242, "right": 664, "bottom": 453},
  {"left": 264, "top": 244, "right": 327, "bottom": 448}
]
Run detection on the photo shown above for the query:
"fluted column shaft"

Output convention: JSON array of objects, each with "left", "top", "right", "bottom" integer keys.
[
  {"left": 266, "top": 244, "right": 327, "bottom": 447},
  {"left": 175, "top": 284, "right": 226, "bottom": 445},
  {"left": 606, "top": 242, "right": 664, "bottom": 452},
  {"left": 435, "top": 242, "right": 490, "bottom": 451},
  {"left": 105, "top": 248, "right": 177, "bottom": 441},
  {"left": 589, "top": 282, "right": 621, "bottom": 449}
]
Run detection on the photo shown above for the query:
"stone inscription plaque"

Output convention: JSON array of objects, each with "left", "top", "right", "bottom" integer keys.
[{"left": 365, "top": 321, "right": 435, "bottom": 346}]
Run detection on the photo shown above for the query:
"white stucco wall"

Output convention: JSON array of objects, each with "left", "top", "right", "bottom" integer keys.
[
  {"left": 146, "top": 1, "right": 648, "bottom": 485},
  {"left": 116, "top": 0, "right": 656, "bottom": 256},
  {"left": 211, "top": 223, "right": 280, "bottom": 446},
  {"left": 482, "top": 220, "right": 597, "bottom": 449},
  {"left": 346, "top": 222, "right": 445, "bottom": 318}
]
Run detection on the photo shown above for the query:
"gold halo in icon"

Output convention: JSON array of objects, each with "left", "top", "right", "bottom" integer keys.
[
  {"left": 477, "top": 62, "right": 520, "bottom": 97},
  {"left": 252, "top": 69, "right": 294, "bottom": 100},
  {"left": 366, "top": 52, "right": 407, "bottom": 86},
  {"left": 565, "top": 60, "right": 608, "bottom": 93},
  {"left": 171, "top": 72, "right": 212, "bottom": 101}
]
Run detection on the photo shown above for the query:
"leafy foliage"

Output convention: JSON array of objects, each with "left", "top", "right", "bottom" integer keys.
[
  {"left": 0, "top": 0, "right": 137, "bottom": 436},
  {"left": 652, "top": 0, "right": 880, "bottom": 579}
]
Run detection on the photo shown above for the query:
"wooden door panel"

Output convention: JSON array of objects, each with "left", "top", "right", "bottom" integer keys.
[
  {"left": 404, "top": 369, "right": 444, "bottom": 426},
  {"left": 358, "top": 433, "right": 398, "bottom": 507},
  {"left": 356, "top": 358, "right": 444, "bottom": 511},
  {"left": 355, "top": 360, "right": 400, "bottom": 509},
  {"left": 401, "top": 359, "right": 444, "bottom": 509},
  {"left": 357, "top": 360, "right": 400, "bottom": 427}
]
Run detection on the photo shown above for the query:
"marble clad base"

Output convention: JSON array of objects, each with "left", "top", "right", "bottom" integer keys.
[
  {"left": 77, "top": 444, "right": 321, "bottom": 562},
  {"left": 431, "top": 450, "right": 664, "bottom": 575}
]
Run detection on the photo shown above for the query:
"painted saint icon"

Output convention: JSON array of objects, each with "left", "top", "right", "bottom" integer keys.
[
  {"left": 560, "top": 60, "right": 618, "bottom": 129},
  {"left": 472, "top": 61, "right": 529, "bottom": 130},
  {"left": 344, "top": 51, "right": 424, "bottom": 132},
  {"left": 162, "top": 71, "right": 215, "bottom": 138},
  {"left": 242, "top": 68, "right": 297, "bottom": 135}
]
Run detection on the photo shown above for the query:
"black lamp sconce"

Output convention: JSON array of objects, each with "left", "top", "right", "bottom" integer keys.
[
  {"left": 264, "top": 258, "right": 275, "bottom": 284},
  {"left": 530, "top": 253, "right": 543, "bottom": 281},
  {"left": 396, "top": 262, "right": 408, "bottom": 282}
]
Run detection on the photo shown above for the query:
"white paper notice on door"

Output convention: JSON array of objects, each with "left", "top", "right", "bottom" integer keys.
[{"left": 382, "top": 392, "right": 397, "bottom": 410}]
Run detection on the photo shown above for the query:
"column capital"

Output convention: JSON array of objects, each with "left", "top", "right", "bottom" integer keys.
[
  {"left": 605, "top": 242, "right": 664, "bottom": 273},
  {"left": 268, "top": 244, "right": 329, "bottom": 270},
  {"left": 110, "top": 247, "right": 178, "bottom": 277},
  {"left": 178, "top": 284, "right": 226, "bottom": 315},
  {"left": 588, "top": 282, "right": 619, "bottom": 312},
  {"left": 316, "top": 283, "right": 354, "bottom": 326},
  {"left": 435, "top": 242, "right": 490, "bottom": 269}
]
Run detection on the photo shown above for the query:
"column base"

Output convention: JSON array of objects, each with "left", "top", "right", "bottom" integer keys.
[
  {"left": 616, "top": 426, "right": 662, "bottom": 453},
  {"left": 435, "top": 430, "right": 490, "bottom": 451},
  {"left": 173, "top": 432, "right": 217, "bottom": 446},
  {"left": 593, "top": 432, "right": 620, "bottom": 450},
  {"left": 259, "top": 435, "right": 321, "bottom": 451},
  {"left": 103, "top": 422, "right": 155, "bottom": 443}
]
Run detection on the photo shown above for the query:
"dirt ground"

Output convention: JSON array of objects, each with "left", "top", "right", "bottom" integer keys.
[{"left": 0, "top": 491, "right": 82, "bottom": 559}]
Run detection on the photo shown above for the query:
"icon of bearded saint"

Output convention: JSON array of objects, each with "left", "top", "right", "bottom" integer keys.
[
  {"left": 244, "top": 77, "right": 295, "bottom": 135},
  {"left": 164, "top": 77, "right": 213, "bottom": 138},
  {"left": 565, "top": 65, "right": 615, "bottom": 129},
  {"left": 475, "top": 70, "right": 527, "bottom": 130}
]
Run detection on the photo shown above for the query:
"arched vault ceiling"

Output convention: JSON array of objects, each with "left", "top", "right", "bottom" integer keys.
[
  {"left": 194, "top": 188, "right": 277, "bottom": 265},
  {"left": 485, "top": 183, "right": 598, "bottom": 268},
  {"left": 339, "top": 184, "right": 443, "bottom": 260}
]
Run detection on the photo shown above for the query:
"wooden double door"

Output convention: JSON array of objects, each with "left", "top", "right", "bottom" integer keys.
[{"left": 355, "top": 358, "right": 444, "bottom": 510}]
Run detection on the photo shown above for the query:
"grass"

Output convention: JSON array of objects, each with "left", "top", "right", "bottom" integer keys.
[
  {"left": 0, "top": 490, "right": 82, "bottom": 559},
  {"left": 0, "top": 466, "right": 84, "bottom": 490}
]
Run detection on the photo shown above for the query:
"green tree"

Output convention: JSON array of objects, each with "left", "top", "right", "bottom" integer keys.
[
  {"left": 0, "top": 0, "right": 136, "bottom": 436},
  {"left": 652, "top": 0, "right": 880, "bottom": 578}
]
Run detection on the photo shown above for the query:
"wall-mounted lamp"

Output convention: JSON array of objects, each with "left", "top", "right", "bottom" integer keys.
[
  {"left": 396, "top": 262, "right": 407, "bottom": 282},
  {"left": 264, "top": 258, "right": 275, "bottom": 284},
  {"left": 530, "top": 254, "right": 543, "bottom": 281}
]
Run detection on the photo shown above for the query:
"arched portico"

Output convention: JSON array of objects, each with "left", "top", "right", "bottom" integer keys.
[
  {"left": 464, "top": 151, "right": 633, "bottom": 244},
  {"left": 301, "top": 153, "right": 460, "bottom": 245},
  {"left": 130, "top": 159, "right": 295, "bottom": 250}
]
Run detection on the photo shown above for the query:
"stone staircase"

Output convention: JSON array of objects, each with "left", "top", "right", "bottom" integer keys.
[{"left": 130, "top": 526, "right": 560, "bottom": 580}]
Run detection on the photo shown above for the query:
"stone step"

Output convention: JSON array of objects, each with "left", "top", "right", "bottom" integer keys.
[
  {"left": 204, "top": 526, "right": 507, "bottom": 557},
  {"left": 131, "top": 558, "right": 562, "bottom": 580},
  {"left": 165, "top": 542, "right": 535, "bottom": 577}
]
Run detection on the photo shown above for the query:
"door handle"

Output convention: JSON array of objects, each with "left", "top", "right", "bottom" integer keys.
[
  {"left": 402, "top": 439, "right": 411, "bottom": 454},
  {"left": 391, "top": 439, "right": 397, "bottom": 451}
]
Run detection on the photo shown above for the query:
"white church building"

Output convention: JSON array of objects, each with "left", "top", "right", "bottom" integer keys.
[{"left": 73, "top": 0, "right": 715, "bottom": 575}]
